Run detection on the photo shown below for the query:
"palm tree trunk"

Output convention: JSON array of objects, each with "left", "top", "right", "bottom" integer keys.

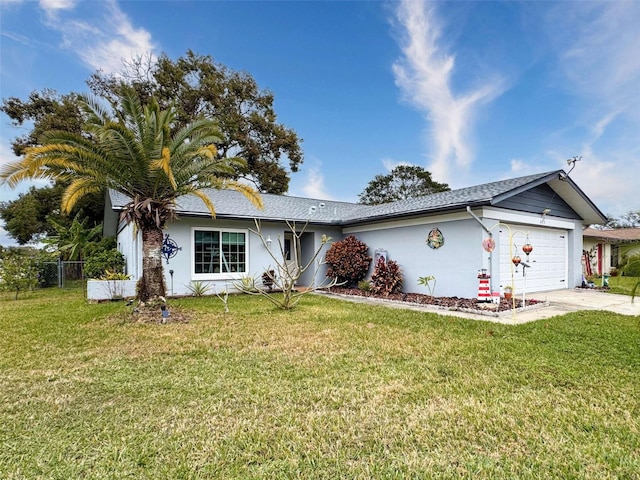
[{"left": 137, "top": 225, "right": 167, "bottom": 302}]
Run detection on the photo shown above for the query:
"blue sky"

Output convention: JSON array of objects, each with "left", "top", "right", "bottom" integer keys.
[{"left": 1, "top": 0, "right": 639, "bottom": 246}]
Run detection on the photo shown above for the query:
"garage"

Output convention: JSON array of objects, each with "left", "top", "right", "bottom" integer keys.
[{"left": 499, "top": 226, "right": 568, "bottom": 294}]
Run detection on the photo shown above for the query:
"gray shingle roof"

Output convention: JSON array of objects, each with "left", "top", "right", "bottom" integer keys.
[
  {"left": 346, "top": 171, "right": 558, "bottom": 223},
  {"left": 110, "top": 170, "right": 588, "bottom": 225}
]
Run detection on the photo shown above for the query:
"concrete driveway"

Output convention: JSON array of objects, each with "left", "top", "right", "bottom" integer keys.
[
  {"left": 524, "top": 288, "right": 639, "bottom": 318},
  {"left": 461, "top": 288, "right": 640, "bottom": 324}
]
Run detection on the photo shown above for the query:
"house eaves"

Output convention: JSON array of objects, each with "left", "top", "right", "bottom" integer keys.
[
  {"left": 545, "top": 174, "right": 607, "bottom": 225},
  {"left": 583, "top": 227, "right": 640, "bottom": 243}
]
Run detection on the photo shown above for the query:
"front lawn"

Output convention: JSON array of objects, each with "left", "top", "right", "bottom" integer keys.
[
  {"left": 1, "top": 289, "right": 638, "bottom": 479},
  {"left": 607, "top": 275, "right": 640, "bottom": 297}
]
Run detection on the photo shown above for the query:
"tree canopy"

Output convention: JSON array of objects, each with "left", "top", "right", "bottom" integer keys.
[
  {"left": 1, "top": 84, "right": 262, "bottom": 301},
  {"left": 0, "top": 50, "right": 302, "bottom": 243},
  {"left": 0, "top": 183, "right": 103, "bottom": 245},
  {"left": 605, "top": 210, "right": 640, "bottom": 228},
  {"left": 1, "top": 89, "right": 84, "bottom": 157},
  {"left": 87, "top": 50, "right": 302, "bottom": 194},
  {"left": 358, "top": 165, "right": 450, "bottom": 205}
]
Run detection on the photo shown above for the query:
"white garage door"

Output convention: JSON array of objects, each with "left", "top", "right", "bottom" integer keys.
[{"left": 499, "top": 226, "right": 568, "bottom": 294}]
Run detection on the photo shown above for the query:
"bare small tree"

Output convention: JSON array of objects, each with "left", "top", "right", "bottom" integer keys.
[{"left": 234, "top": 219, "right": 340, "bottom": 309}]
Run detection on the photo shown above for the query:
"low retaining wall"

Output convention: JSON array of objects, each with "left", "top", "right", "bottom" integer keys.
[{"left": 87, "top": 279, "right": 137, "bottom": 301}]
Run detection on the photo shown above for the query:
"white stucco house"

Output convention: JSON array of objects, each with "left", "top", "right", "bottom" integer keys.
[{"left": 100, "top": 170, "right": 606, "bottom": 300}]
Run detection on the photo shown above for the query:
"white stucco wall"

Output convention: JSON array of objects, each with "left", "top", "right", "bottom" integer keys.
[
  {"left": 117, "top": 216, "right": 341, "bottom": 297},
  {"left": 344, "top": 208, "right": 585, "bottom": 298},
  {"left": 87, "top": 279, "right": 137, "bottom": 301},
  {"left": 344, "top": 213, "right": 485, "bottom": 298},
  {"left": 115, "top": 208, "right": 587, "bottom": 300}
]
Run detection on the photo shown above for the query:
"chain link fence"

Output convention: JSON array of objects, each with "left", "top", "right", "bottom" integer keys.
[{"left": 37, "top": 259, "right": 85, "bottom": 289}]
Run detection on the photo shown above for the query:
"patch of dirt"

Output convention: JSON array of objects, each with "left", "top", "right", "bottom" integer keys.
[
  {"left": 327, "top": 287, "right": 542, "bottom": 313},
  {"left": 109, "top": 304, "right": 194, "bottom": 324}
]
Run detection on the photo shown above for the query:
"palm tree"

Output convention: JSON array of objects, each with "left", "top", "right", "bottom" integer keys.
[
  {"left": 1, "top": 85, "right": 263, "bottom": 302},
  {"left": 44, "top": 213, "right": 103, "bottom": 263}
]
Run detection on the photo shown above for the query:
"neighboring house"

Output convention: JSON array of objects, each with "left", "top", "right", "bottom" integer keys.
[
  {"left": 582, "top": 227, "right": 640, "bottom": 276},
  {"left": 103, "top": 170, "right": 606, "bottom": 300}
]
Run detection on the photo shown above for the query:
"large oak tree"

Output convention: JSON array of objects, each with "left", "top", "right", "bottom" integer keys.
[{"left": 88, "top": 50, "right": 302, "bottom": 194}]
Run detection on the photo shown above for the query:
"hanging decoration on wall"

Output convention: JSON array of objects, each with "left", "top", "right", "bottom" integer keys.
[
  {"left": 426, "top": 227, "right": 445, "bottom": 249},
  {"left": 482, "top": 237, "right": 496, "bottom": 252},
  {"left": 162, "top": 234, "right": 182, "bottom": 264}
]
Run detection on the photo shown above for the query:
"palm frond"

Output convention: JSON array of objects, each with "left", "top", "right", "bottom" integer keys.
[
  {"left": 152, "top": 147, "right": 178, "bottom": 190},
  {"left": 188, "top": 189, "right": 217, "bottom": 217},
  {"left": 221, "top": 180, "right": 264, "bottom": 209},
  {"left": 77, "top": 93, "right": 112, "bottom": 129},
  {"left": 61, "top": 178, "right": 103, "bottom": 214}
]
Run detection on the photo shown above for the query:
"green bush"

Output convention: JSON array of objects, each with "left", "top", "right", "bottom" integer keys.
[
  {"left": 621, "top": 254, "right": 640, "bottom": 277},
  {"left": 85, "top": 249, "right": 125, "bottom": 279},
  {"left": 325, "top": 235, "right": 372, "bottom": 287},
  {"left": 34, "top": 250, "right": 58, "bottom": 288},
  {"left": 370, "top": 257, "right": 403, "bottom": 296},
  {"left": 0, "top": 249, "right": 38, "bottom": 299}
]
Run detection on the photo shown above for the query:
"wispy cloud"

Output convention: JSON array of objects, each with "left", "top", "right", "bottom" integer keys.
[
  {"left": 301, "top": 165, "right": 333, "bottom": 200},
  {"left": 39, "top": 0, "right": 156, "bottom": 74},
  {"left": 553, "top": 2, "right": 640, "bottom": 116},
  {"left": 39, "top": 0, "right": 77, "bottom": 13},
  {"left": 382, "top": 158, "right": 411, "bottom": 172},
  {"left": 392, "top": 0, "right": 505, "bottom": 186},
  {"left": 289, "top": 159, "right": 334, "bottom": 200},
  {"left": 543, "top": 1, "right": 640, "bottom": 215}
]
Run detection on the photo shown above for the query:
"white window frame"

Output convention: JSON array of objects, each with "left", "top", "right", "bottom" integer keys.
[{"left": 191, "top": 227, "right": 249, "bottom": 280}]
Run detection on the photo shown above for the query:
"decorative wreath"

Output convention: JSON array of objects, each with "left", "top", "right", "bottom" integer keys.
[{"left": 427, "top": 227, "right": 444, "bottom": 249}]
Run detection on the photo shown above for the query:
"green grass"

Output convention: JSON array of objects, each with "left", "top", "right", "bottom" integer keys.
[
  {"left": 1, "top": 288, "right": 639, "bottom": 479},
  {"left": 608, "top": 275, "right": 640, "bottom": 297}
]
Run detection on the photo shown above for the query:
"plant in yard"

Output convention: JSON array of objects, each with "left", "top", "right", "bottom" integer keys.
[
  {"left": 0, "top": 248, "right": 38, "bottom": 299},
  {"left": 261, "top": 269, "right": 276, "bottom": 291},
  {"left": 84, "top": 248, "right": 126, "bottom": 279},
  {"left": 619, "top": 250, "right": 640, "bottom": 302},
  {"left": 44, "top": 213, "right": 102, "bottom": 263},
  {"left": 0, "top": 84, "right": 262, "bottom": 303},
  {"left": 99, "top": 270, "right": 132, "bottom": 300},
  {"left": 417, "top": 275, "right": 436, "bottom": 296},
  {"left": 214, "top": 286, "right": 230, "bottom": 314},
  {"left": 358, "top": 280, "right": 371, "bottom": 292},
  {"left": 234, "top": 274, "right": 259, "bottom": 293},
  {"left": 234, "top": 219, "right": 338, "bottom": 309},
  {"left": 325, "top": 235, "right": 372, "bottom": 287},
  {"left": 370, "top": 256, "right": 403, "bottom": 296},
  {"left": 186, "top": 281, "right": 211, "bottom": 297}
]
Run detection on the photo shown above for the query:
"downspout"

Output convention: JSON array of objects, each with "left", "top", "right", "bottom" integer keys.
[{"left": 466, "top": 206, "right": 494, "bottom": 292}]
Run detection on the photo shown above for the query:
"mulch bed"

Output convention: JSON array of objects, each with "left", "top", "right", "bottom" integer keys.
[{"left": 327, "top": 287, "right": 542, "bottom": 313}]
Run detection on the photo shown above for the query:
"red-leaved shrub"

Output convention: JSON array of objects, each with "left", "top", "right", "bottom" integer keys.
[
  {"left": 325, "top": 235, "right": 372, "bottom": 286},
  {"left": 370, "top": 257, "right": 403, "bottom": 296}
]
